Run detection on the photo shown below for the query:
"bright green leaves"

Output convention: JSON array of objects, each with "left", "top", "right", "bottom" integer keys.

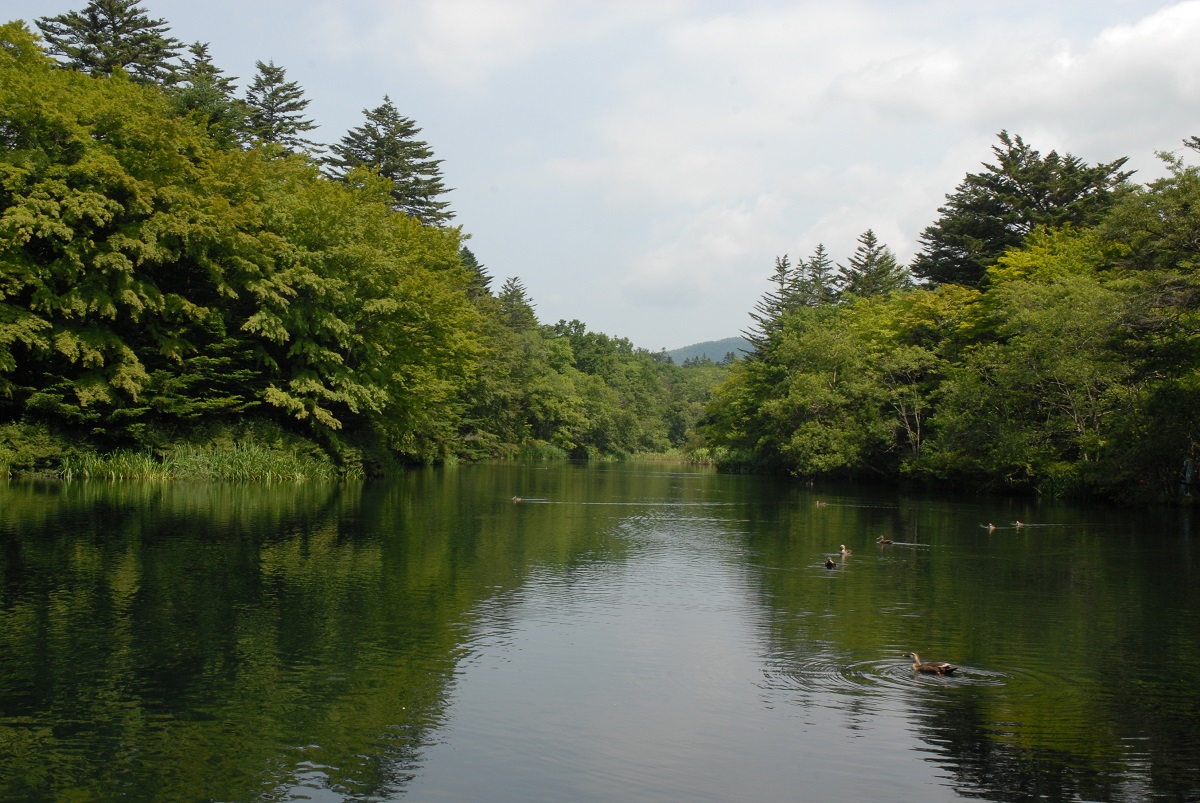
[{"left": 0, "top": 31, "right": 485, "bottom": 463}]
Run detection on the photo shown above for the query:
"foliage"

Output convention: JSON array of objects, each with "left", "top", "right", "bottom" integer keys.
[
  {"left": 837, "top": 229, "right": 911, "bottom": 298},
  {"left": 911, "top": 131, "right": 1133, "bottom": 288},
  {"left": 326, "top": 96, "right": 454, "bottom": 226},
  {"left": 35, "top": 0, "right": 181, "bottom": 84},
  {"left": 168, "top": 41, "right": 246, "bottom": 148},
  {"left": 706, "top": 155, "right": 1199, "bottom": 502},
  {"left": 243, "top": 59, "right": 318, "bottom": 152}
]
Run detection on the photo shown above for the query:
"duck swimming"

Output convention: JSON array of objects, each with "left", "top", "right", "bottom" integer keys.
[
  {"left": 840, "top": 544, "right": 852, "bottom": 556},
  {"left": 824, "top": 556, "right": 836, "bottom": 569},
  {"left": 876, "top": 536, "right": 893, "bottom": 544},
  {"left": 512, "top": 496, "right": 522, "bottom": 503},
  {"left": 903, "top": 652, "right": 957, "bottom": 675}
]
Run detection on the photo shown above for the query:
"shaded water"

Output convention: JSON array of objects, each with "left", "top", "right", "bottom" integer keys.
[{"left": 1, "top": 463, "right": 1197, "bottom": 801}]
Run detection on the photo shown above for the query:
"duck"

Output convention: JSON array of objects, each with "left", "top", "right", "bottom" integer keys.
[
  {"left": 512, "top": 496, "right": 522, "bottom": 503},
  {"left": 1012, "top": 520, "right": 1024, "bottom": 528},
  {"left": 903, "top": 652, "right": 957, "bottom": 675},
  {"left": 815, "top": 500, "right": 828, "bottom": 508},
  {"left": 983, "top": 523, "right": 996, "bottom": 533},
  {"left": 876, "top": 535, "right": 894, "bottom": 544},
  {"left": 824, "top": 556, "right": 836, "bottom": 569},
  {"left": 840, "top": 544, "right": 852, "bottom": 556}
]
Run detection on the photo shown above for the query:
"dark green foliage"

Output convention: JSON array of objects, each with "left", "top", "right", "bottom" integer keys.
[
  {"left": 36, "top": 0, "right": 181, "bottom": 84},
  {"left": 327, "top": 96, "right": 453, "bottom": 225},
  {"left": 496, "top": 276, "right": 538, "bottom": 332},
  {"left": 459, "top": 246, "right": 491, "bottom": 299},
  {"left": 911, "top": 131, "right": 1133, "bottom": 287},
  {"left": 243, "top": 59, "right": 318, "bottom": 152},
  {"left": 837, "top": 229, "right": 910, "bottom": 298},
  {"left": 168, "top": 42, "right": 246, "bottom": 147}
]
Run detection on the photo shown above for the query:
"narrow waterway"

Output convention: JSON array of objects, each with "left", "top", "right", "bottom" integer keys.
[{"left": 1, "top": 463, "right": 1196, "bottom": 801}]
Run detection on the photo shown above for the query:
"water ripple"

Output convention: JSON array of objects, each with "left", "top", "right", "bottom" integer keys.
[{"left": 762, "top": 653, "right": 1009, "bottom": 698}]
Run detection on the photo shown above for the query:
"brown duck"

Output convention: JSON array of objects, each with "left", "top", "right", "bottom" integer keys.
[
  {"left": 903, "top": 652, "right": 957, "bottom": 675},
  {"left": 876, "top": 535, "right": 893, "bottom": 544}
]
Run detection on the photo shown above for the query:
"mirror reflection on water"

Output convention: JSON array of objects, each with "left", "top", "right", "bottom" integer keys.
[{"left": 1, "top": 463, "right": 1197, "bottom": 802}]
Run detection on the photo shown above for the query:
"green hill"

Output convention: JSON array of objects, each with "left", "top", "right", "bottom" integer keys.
[{"left": 666, "top": 337, "right": 749, "bottom": 365}]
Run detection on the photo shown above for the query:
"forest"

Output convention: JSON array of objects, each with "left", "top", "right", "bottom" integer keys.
[
  {"left": 0, "top": 6, "right": 725, "bottom": 479},
  {"left": 1, "top": 1, "right": 1198, "bottom": 503}
]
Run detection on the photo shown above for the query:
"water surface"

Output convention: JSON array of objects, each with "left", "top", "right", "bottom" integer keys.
[{"left": 1, "top": 464, "right": 1196, "bottom": 801}]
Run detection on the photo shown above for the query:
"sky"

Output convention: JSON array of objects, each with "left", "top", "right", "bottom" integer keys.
[{"left": 8, "top": 0, "right": 1200, "bottom": 351}]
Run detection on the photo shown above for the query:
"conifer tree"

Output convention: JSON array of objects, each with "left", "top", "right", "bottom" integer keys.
[
  {"left": 497, "top": 277, "right": 538, "bottom": 332},
  {"left": 243, "top": 59, "right": 318, "bottom": 152},
  {"left": 169, "top": 41, "right": 245, "bottom": 147},
  {"left": 745, "top": 255, "right": 800, "bottom": 355},
  {"left": 459, "top": 246, "right": 492, "bottom": 301},
  {"left": 801, "top": 242, "right": 840, "bottom": 304},
  {"left": 838, "top": 230, "right": 910, "bottom": 298},
  {"left": 36, "top": 0, "right": 182, "bottom": 84},
  {"left": 327, "top": 96, "right": 454, "bottom": 225},
  {"left": 912, "top": 131, "right": 1132, "bottom": 287}
]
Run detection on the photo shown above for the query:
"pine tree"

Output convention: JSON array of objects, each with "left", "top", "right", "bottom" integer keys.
[
  {"left": 169, "top": 41, "right": 245, "bottom": 147},
  {"left": 326, "top": 96, "right": 454, "bottom": 225},
  {"left": 243, "top": 59, "right": 318, "bottom": 152},
  {"left": 801, "top": 242, "right": 840, "bottom": 304},
  {"left": 838, "top": 230, "right": 910, "bottom": 298},
  {"left": 459, "top": 246, "right": 492, "bottom": 301},
  {"left": 744, "top": 255, "right": 803, "bottom": 356},
  {"left": 36, "top": 0, "right": 182, "bottom": 84},
  {"left": 497, "top": 277, "right": 538, "bottom": 332},
  {"left": 911, "top": 131, "right": 1132, "bottom": 287}
]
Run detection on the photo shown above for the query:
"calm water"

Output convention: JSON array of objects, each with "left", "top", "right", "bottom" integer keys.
[{"left": 1, "top": 463, "right": 1197, "bottom": 802}]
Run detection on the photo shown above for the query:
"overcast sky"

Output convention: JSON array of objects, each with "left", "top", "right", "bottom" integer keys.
[{"left": 9, "top": 0, "right": 1200, "bottom": 350}]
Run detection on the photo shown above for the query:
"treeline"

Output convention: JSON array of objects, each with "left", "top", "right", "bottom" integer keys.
[
  {"left": 0, "top": 8, "right": 725, "bottom": 476},
  {"left": 701, "top": 133, "right": 1199, "bottom": 503}
]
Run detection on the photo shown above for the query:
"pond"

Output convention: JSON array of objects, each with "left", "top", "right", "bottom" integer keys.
[{"left": 1, "top": 462, "right": 1197, "bottom": 801}]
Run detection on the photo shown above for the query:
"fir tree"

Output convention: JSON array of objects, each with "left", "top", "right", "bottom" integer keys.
[
  {"left": 327, "top": 96, "right": 454, "bottom": 225},
  {"left": 459, "top": 246, "right": 492, "bottom": 301},
  {"left": 243, "top": 59, "right": 318, "bottom": 152},
  {"left": 744, "top": 255, "right": 803, "bottom": 356},
  {"left": 801, "top": 242, "right": 840, "bottom": 304},
  {"left": 36, "top": 0, "right": 182, "bottom": 84},
  {"left": 911, "top": 131, "right": 1132, "bottom": 287},
  {"left": 497, "top": 277, "right": 538, "bottom": 332},
  {"left": 838, "top": 230, "right": 910, "bottom": 298},
  {"left": 169, "top": 41, "right": 245, "bottom": 147}
]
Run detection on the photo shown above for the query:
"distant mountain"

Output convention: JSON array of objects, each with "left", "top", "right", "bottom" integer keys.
[{"left": 666, "top": 336, "right": 750, "bottom": 365}]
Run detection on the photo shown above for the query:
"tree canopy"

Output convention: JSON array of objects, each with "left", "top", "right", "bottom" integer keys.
[
  {"left": 326, "top": 96, "right": 454, "bottom": 225},
  {"left": 243, "top": 59, "right": 318, "bottom": 152},
  {"left": 35, "top": 0, "right": 181, "bottom": 84},
  {"left": 911, "top": 131, "right": 1133, "bottom": 287}
]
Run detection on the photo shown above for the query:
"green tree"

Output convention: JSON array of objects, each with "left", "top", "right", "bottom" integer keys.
[
  {"left": 837, "top": 229, "right": 910, "bottom": 298},
  {"left": 796, "top": 243, "right": 839, "bottom": 306},
  {"left": 497, "top": 277, "right": 538, "bottom": 332},
  {"left": 326, "top": 96, "right": 453, "bottom": 225},
  {"left": 459, "top": 246, "right": 492, "bottom": 300},
  {"left": 912, "top": 131, "right": 1133, "bottom": 287},
  {"left": 744, "top": 255, "right": 802, "bottom": 356},
  {"left": 243, "top": 59, "right": 318, "bottom": 152},
  {"left": 35, "top": 0, "right": 181, "bottom": 84},
  {"left": 168, "top": 42, "right": 245, "bottom": 147}
]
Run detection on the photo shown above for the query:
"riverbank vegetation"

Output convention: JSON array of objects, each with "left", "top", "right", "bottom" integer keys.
[
  {"left": 0, "top": 13, "right": 725, "bottom": 479},
  {"left": 3, "top": 3, "right": 1198, "bottom": 504},
  {"left": 700, "top": 139, "right": 1199, "bottom": 504}
]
